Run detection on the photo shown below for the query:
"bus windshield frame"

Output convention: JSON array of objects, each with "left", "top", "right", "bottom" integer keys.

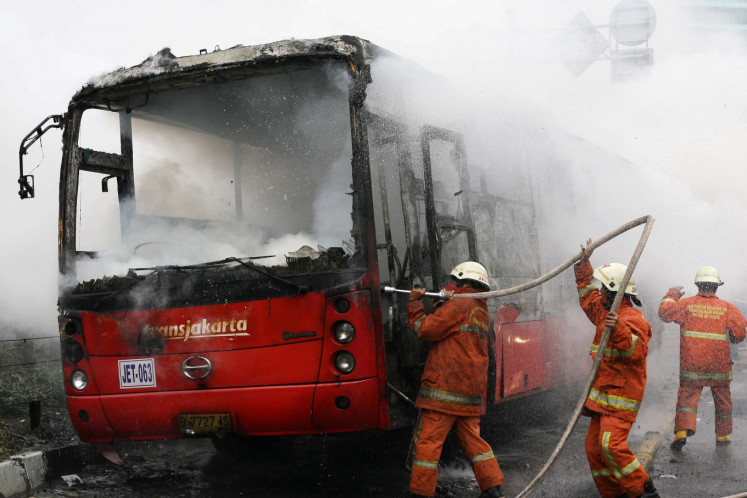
[{"left": 59, "top": 58, "right": 372, "bottom": 304}]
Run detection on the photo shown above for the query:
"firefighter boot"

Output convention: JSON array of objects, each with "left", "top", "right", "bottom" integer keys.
[
  {"left": 638, "top": 478, "right": 660, "bottom": 498},
  {"left": 670, "top": 430, "right": 687, "bottom": 452},
  {"left": 716, "top": 435, "right": 731, "bottom": 446},
  {"left": 478, "top": 485, "right": 504, "bottom": 497}
]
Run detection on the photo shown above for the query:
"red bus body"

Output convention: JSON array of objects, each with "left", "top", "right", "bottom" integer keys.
[
  {"left": 19, "top": 36, "right": 590, "bottom": 457},
  {"left": 63, "top": 285, "right": 388, "bottom": 442},
  {"left": 494, "top": 317, "right": 590, "bottom": 401}
]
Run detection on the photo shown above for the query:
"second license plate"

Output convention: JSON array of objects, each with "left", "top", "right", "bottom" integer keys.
[{"left": 178, "top": 413, "right": 232, "bottom": 435}]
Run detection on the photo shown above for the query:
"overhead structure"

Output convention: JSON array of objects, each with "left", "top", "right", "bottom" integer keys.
[
  {"left": 555, "top": 12, "right": 610, "bottom": 78},
  {"left": 609, "top": 0, "right": 657, "bottom": 47},
  {"left": 550, "top": 1, "right": 656, "bottom": 81},
  {"left": 609, "top": 0, "right": 656, "bottom": 82}
]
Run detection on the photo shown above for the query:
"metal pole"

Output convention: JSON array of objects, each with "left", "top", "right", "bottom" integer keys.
[{"left": 383, "top": 286, "right": 445, "bottom": 300}]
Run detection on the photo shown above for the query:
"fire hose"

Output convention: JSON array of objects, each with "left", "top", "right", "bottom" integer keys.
[{"left": 384, "top": 214, "right": 655, "bottom": 496}]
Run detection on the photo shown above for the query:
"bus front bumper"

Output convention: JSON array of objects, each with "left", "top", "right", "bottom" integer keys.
[{"left": 67, "top": 378, "right": 381, "bottom": 442}]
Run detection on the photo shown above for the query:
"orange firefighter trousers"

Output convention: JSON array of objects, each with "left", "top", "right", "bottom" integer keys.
[
  {"left": 585, "top": 412, "right": 649, "bottom": 498},
  {"left": 675, "top": 383, "right": 733, "bottom": 437},
  {"left": 410, "top": 409, "right": 504, "bottom": 496}
]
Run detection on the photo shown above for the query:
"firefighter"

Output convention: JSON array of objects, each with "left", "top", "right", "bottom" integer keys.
[
  {"left": 407, "top": 261, "right": 505, "bottom": 498},
  {"left": 658, "top": 266, "right": 747, "bottom": 451},
  {"left": 575, "top": 240, "right": 659, "bottom": 498}
]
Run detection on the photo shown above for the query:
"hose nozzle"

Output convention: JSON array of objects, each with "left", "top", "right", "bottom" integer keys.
[{"left": 383, "top": 286, "right": 446, "bottom": 300}]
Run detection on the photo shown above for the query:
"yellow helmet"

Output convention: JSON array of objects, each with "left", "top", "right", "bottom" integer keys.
[
  {"left": 695, "top": 266, "right": 723, "bottom": 285},
  {"left": 450, "top": 261, "right": 490, "bottom": 290},
  {"left": 593, "top": 263, "right": 637, "bottom": 296}
]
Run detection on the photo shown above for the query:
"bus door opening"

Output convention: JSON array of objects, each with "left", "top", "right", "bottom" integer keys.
[
  {"left": 419, "top": 125, "right": 477, "bottom": 290},
  {"left": 366, "top": 112, "right": 426, "bottom": 418}
]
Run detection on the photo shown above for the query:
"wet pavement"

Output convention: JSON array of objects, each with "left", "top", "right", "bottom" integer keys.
[
  {"left": 31, "top": 394, "right": 747, "bottom": 497},
  {"left": 650, "top": 371, "right": 747, "bottom": 498},
  {"left": 30, "top": 342, "right": 747, "bottom": 497},
  {"left": 32, "top": 390, "right": 602, "bottom": 497}
]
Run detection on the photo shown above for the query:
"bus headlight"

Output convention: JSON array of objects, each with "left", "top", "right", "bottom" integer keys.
[
  {"left": 333, "top": 321, "right": 355, "bottom": 344},
  {"left": 71, "top": 369, "right": 89, "bottom": 391},
  {"left": 63, "top": 339, "right": 84, "bottom": 364},
  {"left": 334, "top": 351, "right": 356, "bottom": 374},
  {"left": 333, "top": 299, "right": 350, "bottom": 314},
  {"left": 59, "top": 317, "right": 82, "bottom": 337}
]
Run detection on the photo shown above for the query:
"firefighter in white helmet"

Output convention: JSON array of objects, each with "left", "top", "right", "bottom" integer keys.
[
  {"left": 449, "top": 261, "right": 491, "bottom": 289},
  {"left": 659, "top": 266, "right": 747, "bottom": 451},
  {"left": 406, "top": 261, "right": 505, "bottom": 497},
  {"left": 575, "top": 240, "right": 659, "bottom": 498}
]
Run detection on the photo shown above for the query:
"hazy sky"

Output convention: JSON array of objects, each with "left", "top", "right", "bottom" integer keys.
[{"left": 2, "top": 0, "right": 746, "bottom": 332}]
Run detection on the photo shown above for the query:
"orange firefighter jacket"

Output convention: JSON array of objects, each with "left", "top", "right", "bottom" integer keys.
[
  {"left": 575, "top": 261, "right": 651, "bottom": 423},
  {"left": 658, "top": 289, "right": 746, "bottom": 385},
  {"left": 407, "top": 287, "right": 491, "bottom": 417}
]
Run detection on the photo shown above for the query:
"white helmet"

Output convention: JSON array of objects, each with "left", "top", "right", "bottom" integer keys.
[
  {"left": 593, "top": 263, "right": 637, "bottom": 296},
  {"left": 450, "top": 261, "right": 490, "bottom": 290},
  {"left": 695, "top": 266, "right": 723, "bottom": 285}
]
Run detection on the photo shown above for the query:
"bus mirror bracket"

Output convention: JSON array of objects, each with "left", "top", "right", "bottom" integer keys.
[
  {"left": 101, "top": 175, "right": 118, "bottom": 193},
  {"left": 18, "top": 114, "right": 65, "bottom": 199}
]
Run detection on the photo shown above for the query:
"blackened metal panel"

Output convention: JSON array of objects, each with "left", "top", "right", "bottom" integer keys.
[
  {"left": 344, "top": 47, "right": 390, "bottom": 429},
  {"left": 455, "top": 135, "right": 477, "bottom": 260},
  {"left": 118, "top": 112, "right": 136, "bottom": 236},
  {"left": 58, "top": 107, "right": 82, "bottom": 280},
  {"left": 420, "top": 130, "right": 440, "bottom": 290}
]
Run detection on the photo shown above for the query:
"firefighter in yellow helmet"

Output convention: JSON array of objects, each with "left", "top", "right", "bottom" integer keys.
[
  {"left": 659, "top": 266, "right": 747, "bottom": 450},
  {"left": 407, "top": 261, "right": 505, "bottom": 497}
]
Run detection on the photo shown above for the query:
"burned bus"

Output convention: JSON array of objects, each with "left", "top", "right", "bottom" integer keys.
[{"left": 18, "top": 35, "right": 588, "bottom": 461}]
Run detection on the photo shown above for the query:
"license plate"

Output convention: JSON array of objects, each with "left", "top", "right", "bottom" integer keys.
[
  {"left": 178, "top": 413, "right": 232, "bottom": 435},
  {"left": 118, "top": 358, "right": 156, "bottom": 389}
]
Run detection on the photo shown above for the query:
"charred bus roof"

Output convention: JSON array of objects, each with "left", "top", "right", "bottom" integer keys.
[{"left": 73, "top": 35, "right": 389, "bottom": 105}]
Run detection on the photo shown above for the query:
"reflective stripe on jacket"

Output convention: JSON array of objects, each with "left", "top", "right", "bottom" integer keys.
[
  {"left": 658, "top": 288, "right": 746, "bottom": 385},
  {"left": 407, "top": 287, "right": 490, "bottom": 416},
  {"left": 575, "top": 260, "right": 651, "bottom": 423}
]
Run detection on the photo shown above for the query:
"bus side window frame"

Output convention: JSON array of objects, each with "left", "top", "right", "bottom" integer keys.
[{"left": 419, "top": 125, "right": 478, "bottom": 290}]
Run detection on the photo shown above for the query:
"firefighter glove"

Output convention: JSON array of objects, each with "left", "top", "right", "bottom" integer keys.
[
  {"left": 409, "top": 287, "right": 426, "bottom": 301},
  {"left": 605, "top": 311, "right": 619, "bottom": 330}
]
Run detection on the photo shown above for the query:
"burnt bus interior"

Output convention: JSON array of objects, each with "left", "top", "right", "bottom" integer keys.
[
  {"left": 62, "top": 58, "right": 369, "bottom": 312},
  {"left": 362, "top": 54, "right": 546, "bottom": 414},
  {"left": 20, "top": 37, "right": 551, "bottom": 426}
]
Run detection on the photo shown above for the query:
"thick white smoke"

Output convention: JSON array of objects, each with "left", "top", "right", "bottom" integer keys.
[{"left": 1, "top": 2, "right": 745, "bottom": 352}]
